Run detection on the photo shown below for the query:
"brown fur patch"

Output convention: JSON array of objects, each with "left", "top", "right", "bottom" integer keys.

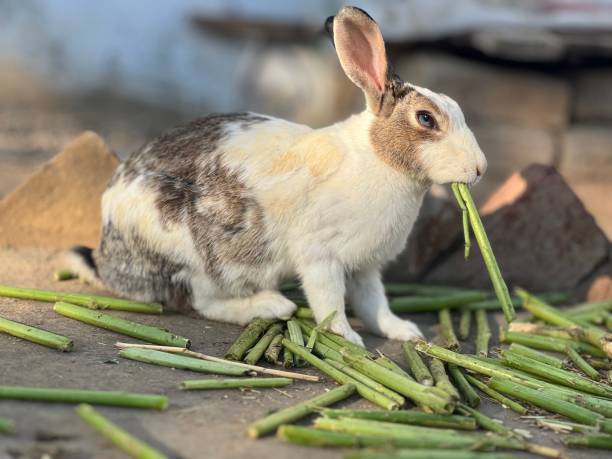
[{"left": 370, "top": 88, "right": 448, "bottom": 177}]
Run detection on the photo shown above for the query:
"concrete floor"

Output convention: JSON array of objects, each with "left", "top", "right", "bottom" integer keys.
[{"left": 0, "top": 248, "right": 604, "bottom": 459}]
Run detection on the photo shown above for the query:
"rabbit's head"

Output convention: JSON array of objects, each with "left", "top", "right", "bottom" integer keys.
[{"left": 327, "top": 6, "right": 487, "bottom": 186}]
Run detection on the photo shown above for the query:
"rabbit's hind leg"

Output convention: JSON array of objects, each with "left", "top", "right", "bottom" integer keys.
[{"left": 190, "top": 277, "right": 297, "bottom": 325}]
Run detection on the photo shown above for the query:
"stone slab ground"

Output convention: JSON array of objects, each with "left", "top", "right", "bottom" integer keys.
[{"left": 0, "top": 248, "right": 604, "bottom": 459}]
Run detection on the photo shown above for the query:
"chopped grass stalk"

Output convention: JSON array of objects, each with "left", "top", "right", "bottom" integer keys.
[
  {"left": 282, "top": 339, "right": 398, "bottom": 410},
  {"left": 313, "top": 417, "right": 524, "bottom": 450},
  {"left": 500, "top": 350, "right": 612, "bottom": 398},
  {"left": 264, "top": 333, "right": 284, "bottom": 365},
  {"left": 516, "top": 288, "right": 611, "bottom": 357},
  {"left": 488, "top": 377, "right": 601, "bottom": 426},
  {"left": 452, "top": 182, "right": 471, "bottom": 259},
  {"left": 119, "top": 348, "right": 249, "bottom": 376},
  {"left": 179, "top": 377, "right": 292, "bottom": 390},
  {"left": 537, "top": 418, "right": 599, "bottom": 434},
  {"left": 390, "top": 292, "right": 488, "bottom": 314},
  {"left": 429, "top": 359, "right": 460, "bottom": 400},
  {"left": 448, "top": 365, "right": 480, "bottom": 407},
  {"left": 508, "top": 322, "right": 573, "bottom": 340},
  {"left": 54, "top": 270, "right": 78, "bottom": 281},
  {"left": 565, "top": 346, "right": 600, "bottom": 380},
  {"left": 374, "top": 354, "right": 414, "bottom": 379},
  {"left": 499, "top": 329, "right": 605, "bottom": 357},
  {"left": 384, "top": 284, "right": 479, "bottom": 297},
  {"left": 0, "top": 284, "right": 162, "bottom": 314},
  {"left": 247, "top": 383, "right": 355, "bottom": 438},
  {"left": 464, "top": 375, "right": 527, "bottom": 415},
  {"left": 454, "top": 183, "right": 515, "bottom": 322},
  {"left": 283, "top": 331, "right": 294, "bottom": 368},
  {"left": 76, "top": 404, "right": 167, "bottom": 459},
  {"left": 114, "top": 342, "right": 319, "bottom": 382},
  {"left": 287, "top": 319, "right": 305, "bottom": 365},
  {"left": 589, "top": 359, "right": 612, "bottom": 370},
  {"left": 0, "top": 417, "right": 14, "bottom": 434},
  {"left": 458, "top": 309, "right": 472, "bottom": 340},
  {"left": 456, "top": 404, "right": 510, "bottom": 436},
  {"left": 0, "top": 315, "right": 73, "bottom": 351},
  {"left": 402, "top": 341, "right": 433, "bottom": 386},
  {"left": 322, "top": 409, "right": 476, "bottom": 430},
  {"left": 306, "top": 311, "right": 336, "bottom": 352},
  {"left": 566, "top": 300, "right": 612, "bottom": 317},
  {"left": 342, "top": 351, "right": 454, "bottom": 413},
  {"left": 507, "top": 343, "right": 564, "bottom": 368},
  {"left": 475, "top": 310, "right": 491, "bottom": 357},
  {"left": 344, "top": 451, "right": 518, "bottom": 459},
  {"left": 438, "top": 309, "right": 459, "bottom": 350},
  {"left": 562, "top": 434, "right": 612, "bottom": 450},
  {"left": 294, "top": 307, "right": 314, "bottom": 319},
  {"left": 466, "top": 292, "right": 568, "bottom": 311},
  {"left": 0, "top": 386, "right": 167, "bottom": 409},
  {"left": 243, "top": 323, "right": 284, "bottom": 365},
  {"left": 325, "top": 359, "right": 406, "bottom": 406},
  {"left": 53, "top": 302, "right": 189, "bottom": 347},
  {"left": 225, "top": 319, "right": 275, "bottom": 360}
]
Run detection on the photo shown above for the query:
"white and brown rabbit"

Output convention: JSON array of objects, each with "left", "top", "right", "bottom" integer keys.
[{"left": 66, "top": 7, "right": 486, "bottom": 345}]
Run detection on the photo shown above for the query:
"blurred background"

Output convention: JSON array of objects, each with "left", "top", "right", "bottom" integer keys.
[{"left": 1, "top": 0, "right": 611, "bottom": 236}]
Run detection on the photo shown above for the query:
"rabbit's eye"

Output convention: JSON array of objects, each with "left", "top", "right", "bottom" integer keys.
[{"left": 416, "top": 111, "right": 436, "bottom": 129}]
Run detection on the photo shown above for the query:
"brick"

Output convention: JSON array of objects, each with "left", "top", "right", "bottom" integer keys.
[
  {"left": 560, "top": 125, "right": 612, "bottom": 183},
  {"left": 424, "top": 164, "right": 609, "bottom": 292},
  {"left": 574, "top": 70, "right": 612, "bottom": 122},
  {"left": 0, "top": 132, "right": 119, "bottom": 249},
  {"left": 395, "top": 52, "right": 570, "bottom": 128}
]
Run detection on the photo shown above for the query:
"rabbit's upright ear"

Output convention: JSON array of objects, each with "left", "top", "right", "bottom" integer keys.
[{"left": 327, "top": 7, "right": 391, "bottom": 114}]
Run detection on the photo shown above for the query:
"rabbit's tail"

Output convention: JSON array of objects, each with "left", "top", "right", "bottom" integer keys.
[{"left": 60, "top": 246, "right": 105, "bottom": 289}]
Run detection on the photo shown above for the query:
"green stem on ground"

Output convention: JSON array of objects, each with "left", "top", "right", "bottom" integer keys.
[
  {"left": 76, "top": 404, "right": 168, "bottom": 459},
  {"left": 456, "top": 403, "right": 511, "bottom": 436},
  {"left": 243, "top": 323, "right": 284, "bottom": 366},
  {"left": 283, "top": 330, "right": 294, "bottom": 368},
  {"left": 294, "top": 307, "right": 314, "bottom": 319},
  {"left": 0, "top": 315, "right": 73, "bottom": 351},
  {"left": 247, "top": 384, "right": 355, "bottom": 438},
  {"left": 401, "top": 341, "right": 433, "bottom": 386},
  {"left": 224, "top": 319, "right": 275, "bottom": 361},
  {"left": 390, "top": 292, "right": 488, "bottom": 314},
  {"left": 429, "top": 358, "right": 460, "bottom": 400},
  {"left": 374, "top": 354, "right": 414, "bottom": 380},
  {"left": 464, "top": 374, "right": 527, "bottom": 415},
  {"left": 499, "top": 329, "right": 605, "bottom": 357},
  {"left": 452, "top": 182, "right": 472, "bottom": 260},
  {"left": 179, "top": 377, "right": 292, "bottom": 390},
  {"left": 306, "top": 311, "right": 336, "bottom": 352},
  {"left": 322, "top": 409, "right": 476, "bottom": 430},
  {"left": 384, "top": 284, "right": 480, "bottom": 297},
  {"left": 475, "top": 310, "right": 491, "bottom": 357},
  {"left": 53, "top": 302, "right": 189, "bottom": 347},
  {"left": 448, "top": 365, "right": 480, "bottom": 408},
  {"left": 0, "top": 284, "right": 162, "bottom": 314},
  {"left": 286, "top": 319, "right": 305, "bottom": 365},
  {"left": 0, "top": 386, "right": 167, "bottom": 409},
  {"left": 562, "top": 434, "right": 612, "bottom": 450},
  {"left": 458, "top": 309, "right": 472, "bottom": 340},
  {"left": 507, "top": 343, "right": 564, "bottom": 368},
  {"left": 565, "top": 346, "right": 601, "bottom": 380},
  {"left": 438, "top": 309, "right": 459, "bottom": 350},
  {"left": 0, "top": 417, "right": 14, "bottom": 434},
  {"left": 344, "top": 451, "right": 518, "bottom": 459},
  {"left": 264, "top": 333, "right": 284, "bottom": 365}
]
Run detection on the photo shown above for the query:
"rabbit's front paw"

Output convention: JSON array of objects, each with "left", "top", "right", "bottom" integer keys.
[
  {"left": 380, "top": 317, "right": 424, "bottom": 342},
  {"left": 251, "top": 290, "right": 297, "bottom": 320},
  {"left": 330, "top": 321, "right": 365, "bottom": 347}
]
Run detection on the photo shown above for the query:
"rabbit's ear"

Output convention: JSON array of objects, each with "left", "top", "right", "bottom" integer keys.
[{"left": 329, "top": 7, "right": 389, "bottom": 114}]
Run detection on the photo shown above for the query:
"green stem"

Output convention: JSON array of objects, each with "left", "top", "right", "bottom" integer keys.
[
  {"left": 179, "top": 377, "right": 292, "bottom": 390},
  {"left": 53, "top": 302, "right": 189, "bottom": 347},
  {"left": 0, "top": 284, "right": 162, "bottom": 314},
  {"left": 224, "top": 319, "right": 275, "bottom": 361},
  {"left": 342, "top": 351, "right": 454, "bottom": 413},
  {"left": 562, "top": 434, "right": 612, "bottom": 449},
  {"left": 281, "top": 339, "right": 398, "bottom": 410},
  {"left": 429, "top": 358, "right": 460, "bottom": 400},
  {"left": 466, "top": 292, "right": 568, "bottom": 311},
  {"left": 448, "top": 365, "right": 480, "bottom": 407},
  {"left": 344, "top": 451, "right": 518, "bottom": 459},
  {"left": 374, "top": 354, "right": 414, "bottom": 380},
  {"left": 401, "top": 341, "right": 433, "bottom": 386},
  {"left": 325, "top": 359, "right": 406, "bottom": 406},
  {"left": 0, "top": 315, "right": 73, "bottom": 351},
  {"left": 458, "top": 309, "right": 472, "bottom": 340},
  {"left": 384, "top": 284, "right": 479, "bottom": 297},
  {"left": 390, "top": 292, "right": 488, "bottom": 314},
  {"left": 264, "top": 333, "right": 284, "bottom": 365},
  {"left": 283, "top": 330, "right": 294, "bottom": 368},
  {"left": 464, "top": 375, "right": 527, "bottom": 415},
  {"left": 287, "top": 319, "right": 305, "bottom": 365},
  {"left": 474, "top": 310, "right": 490, "bottom": 357},
  {"left": 565, "top": 346, "right": 600, "bottom": 380},
  {"left": 306, "top": 311, "right": 336, "bottom": 352},
  {"left": 500, "top": 350, "right": 612, "bottom": 398},
  {"left": 456, "top": 403, "right": 511, "bottom": 436},
  {"left": 589, "top": 358, "right": 612, "bottom": 370},
  {"left": 0, "top": 416, "right": 14, "bottom": 434},
  {"left": 54, "top": 270, "right": 78, "bottom": 281},
  {"left": 119, "top": 348, "right": 248, "bottom": 376},
  {"left": 243, "top": 323, "right": 284, "bottom": 365},
  {"left": 438, "top": 309, "right": 459, "bottom": 350},
  {"left": 507, "top": 343, "right": 564, "bottom": 368},
  {"left": 456, "top": 183, "right": 515, "bottom": 323},
  {"left": 0, "top": 386, "right": 167, "bottom": 410},
  {"left": 452, "top": 182, "right": 472, "bottom": 259},
  {"left": 488, "top": 377, "right": 602, "bottom": 426},
  {"left": 322, "top": 409, "right": 476, "bottom": 430},
  {"left": 294, "top": 307, "right": 314, "bottom": 319},
  {"left": 247, "top": 384, "right": 355, "bottom": 438},
  {"left": 500, "top": 329, "right": 605, "bottom": 357},
  {"left": 76, "top": 404, "right": 167, "bottom": 459}
]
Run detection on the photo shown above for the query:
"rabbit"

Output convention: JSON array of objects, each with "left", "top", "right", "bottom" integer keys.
[{"left": 65, "top": 6, "right": 486, "bottom": 346}]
